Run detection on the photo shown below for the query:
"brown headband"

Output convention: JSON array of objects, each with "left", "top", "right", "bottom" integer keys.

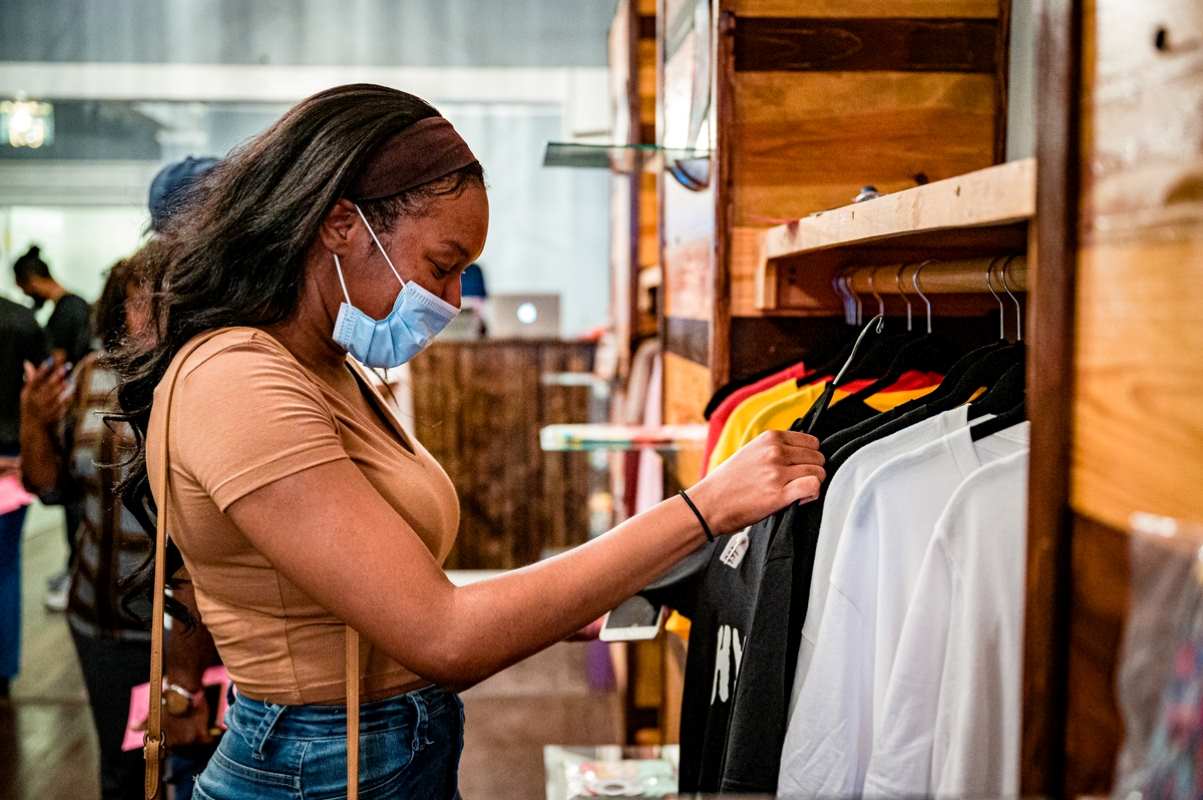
[{"left": 349, "top": 116, "right": 478, "bottom": 202}]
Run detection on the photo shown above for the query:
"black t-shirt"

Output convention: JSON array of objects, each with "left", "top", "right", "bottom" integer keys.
[
  {"left": 45, "top": 293, "right": 92, "bottom": 364},
  {"left": 643, "top": 512, "right": 776, "bottom": 793},
  {"left": 0, "top": 296, "right": 49, "bottom": 449}
]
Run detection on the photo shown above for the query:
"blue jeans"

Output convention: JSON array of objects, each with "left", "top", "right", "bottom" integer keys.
[
  {"left": 193, "top": 686, "right": 464, "bottom": 800},
  {"left": 0, "top": 504, "right": 26, "bottom": 679}
]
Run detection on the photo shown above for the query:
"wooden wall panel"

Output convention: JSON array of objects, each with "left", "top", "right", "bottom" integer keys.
[
  {"left": 1065, "top": 514, "right": 1129, "bottom": 797},
  {"left": 410, "top": 341, "right": 596, "bottom": 570},
  {"left": 731, "top": 71, "right": 998, "bottom": 227},
  {"left": 1042, "top": 0, "right": 1203, "bottom": 794},
  {"left": 733, "top": 17, "right": 998, "bottom": 73},
  {"left": 662, "top": 351, "right": 711, "bottom": 426},
  {"left": 664, "top": 316, "right": 710, "bottom": 366},
  {"left": 638, "top": 40, "right": 658, "bottom": 142},
  {"left": 1072, "top": 0, "right": 1203, "bottom": 534},
  {"left": 663, "top": 351, "right": 710, "bottom": 487},
  {"left": 730, "top": 0, "right": 998, "bottom": 18},
  {"left": 1072, "top": 238, "right": 1203, "bottom": 533},
  {"left": 730, "top": 226, "right": 767, "bottom": 316},
  {"left": 639, "top": 173, "right": 659, "bottom": 267}
]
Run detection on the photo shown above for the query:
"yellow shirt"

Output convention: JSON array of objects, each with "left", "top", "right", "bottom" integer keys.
[{"left": 706, "top": 379, "right": 809, "bottom": 474}]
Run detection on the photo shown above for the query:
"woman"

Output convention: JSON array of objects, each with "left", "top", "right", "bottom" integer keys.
[
  {"left": 20, "top": 253, "right": 157, "bottom": 798},
  {"left": 114, "top": 84, "right": 825, "bottom": 799}
]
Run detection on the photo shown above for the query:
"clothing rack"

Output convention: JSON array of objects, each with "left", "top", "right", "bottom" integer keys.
[{"left": 842, "top": 256, "right": 1028, "bottom": 297}]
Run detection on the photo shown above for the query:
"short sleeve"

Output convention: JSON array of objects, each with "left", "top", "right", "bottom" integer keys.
[
  {"left": 171, "top": 337, "right": 349, "bottom": 512},
  {"left": 47, "top": 295, "right": 92, "bottom": 361}
]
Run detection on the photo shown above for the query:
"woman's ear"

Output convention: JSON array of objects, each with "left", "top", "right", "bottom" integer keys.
[{"left": 318, "top": 199, "right": 361, "bottom": 255}]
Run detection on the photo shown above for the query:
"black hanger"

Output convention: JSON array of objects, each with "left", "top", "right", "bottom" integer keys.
[
  {"left": 835, "top": 330, "right": 956, "bottom": 405},
  {"left": 923, "top": 342, "right": 1024, "bottom": 415},
  {"left": 967, "top": 361, "right": 1026, "bottom": 420},
  {"left": 969, "top": 397, "right": 1027, "bottom": 441},
  {"left": 805, "top": 313, "right": 884, "bottom": 434}
]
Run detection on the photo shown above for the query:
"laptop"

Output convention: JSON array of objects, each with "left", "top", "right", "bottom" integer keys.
[{"left": 489, "top": 293, "right": 561, "bottom": 339}]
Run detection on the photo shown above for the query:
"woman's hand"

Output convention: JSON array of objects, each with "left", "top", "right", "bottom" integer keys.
[
  {"left": 565, "top": 616, "right": 605, "bottom": 642},
  {"left": 20, "top": 360, "right": 72, "bottom": 429},
  {"left": 0, "top": 457, "right": 20, "bottom": 480},
  {"left": 686, "top": 429, "right": 825, "bottom": 536}
]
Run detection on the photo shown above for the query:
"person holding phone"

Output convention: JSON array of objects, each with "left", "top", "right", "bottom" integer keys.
[
  {"left": 13, "top": 244, "right": 94, "bottom": 611},
  {"left": 109, "top": 84, "right": 825, "bottom": 799},
  {"left": 0, "top": 292, "right": 47, "bottom": 700},
  {"left": 20, "top": 252, "right": 160, "bottom": 799}
]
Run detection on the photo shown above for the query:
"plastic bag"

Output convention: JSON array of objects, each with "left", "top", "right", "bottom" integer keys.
[{"left": 1113, "top": 513, "right": 1203, "bottom": 799}]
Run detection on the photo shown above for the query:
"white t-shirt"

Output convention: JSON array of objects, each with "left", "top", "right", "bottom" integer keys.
[
  {"left": 789, "top": 405, "right": 979, "bottom": 715},
  {"left": 864, "top": 447, "right": 1030, "bottom": 798},
  {"left": 776, "top": 421, "right": 1030, "bottom": 798}
]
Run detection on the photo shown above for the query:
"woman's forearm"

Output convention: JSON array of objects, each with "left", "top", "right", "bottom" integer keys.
[
  {"left": 18, "top": 417, "right": 62, "bottom": 495},
  {"left": 167, "top": 581, "right": 220, "bottom": 691},
  {"left": 429, "top": 493, "right": 707, "bottom": 686}
]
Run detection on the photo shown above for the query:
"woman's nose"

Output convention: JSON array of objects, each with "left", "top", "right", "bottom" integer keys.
[{"left": 444, "top": 279, "right": 462, "bottom": 309}]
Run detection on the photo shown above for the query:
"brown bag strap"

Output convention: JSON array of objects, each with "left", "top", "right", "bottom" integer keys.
[
  {"left": 144, "top": 330, "right": 363, "bottom": 799},
  {"left": 346, "top": 627, "right": 361, "bottom": 800}
]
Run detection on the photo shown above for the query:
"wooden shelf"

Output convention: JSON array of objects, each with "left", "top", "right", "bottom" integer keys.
[{"left": 756, "top": 158, "right": 1036, "bottom": 313}]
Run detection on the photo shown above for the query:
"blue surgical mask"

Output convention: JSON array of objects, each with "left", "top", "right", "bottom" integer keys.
[{"left": 331, "top": 205, "right": 459, "bottom": 368}]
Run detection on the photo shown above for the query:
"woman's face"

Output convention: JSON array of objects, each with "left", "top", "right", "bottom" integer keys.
[{"left": 328, "top": 183, "right": 489, "bottom": 321}]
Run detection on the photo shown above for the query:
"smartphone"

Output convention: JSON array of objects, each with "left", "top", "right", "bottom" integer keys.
[{"left": 599, "top": 595, "right": 665, "bottom": 642}]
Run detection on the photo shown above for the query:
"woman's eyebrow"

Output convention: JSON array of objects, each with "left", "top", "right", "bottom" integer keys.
[{"left": 441, "top": 240, "right": 470, "bottom": 260}]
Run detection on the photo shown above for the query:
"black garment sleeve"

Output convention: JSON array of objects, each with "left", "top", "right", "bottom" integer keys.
[
  {"left": 46, "top": 294, "right": 93, "bottom": 364},
  {"left": 21, "top": 312, "right": 49, "bottom": 366}
]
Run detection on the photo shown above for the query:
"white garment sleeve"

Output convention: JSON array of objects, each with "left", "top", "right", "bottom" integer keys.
[
  {"left": 777, "top": 496, "right": 881, "bottom": 797},
  {"left": 930, "top": 451, "right": 1028, "bottom": 798},
  {"left": 777, "top": 586, "right": 870, "bottom": 797},
  {"left": 862, "top": 535, "right": 954, "bottom": 797}
]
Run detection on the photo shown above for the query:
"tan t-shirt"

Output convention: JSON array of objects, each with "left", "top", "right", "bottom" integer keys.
[{"left": 147, "top": 328, "right": 459, "bottom": 705}]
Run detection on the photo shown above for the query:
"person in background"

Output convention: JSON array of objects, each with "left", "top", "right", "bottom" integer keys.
[
  {"left": 0, "top": 293, "right": 48, "bottom": 700},
  {"left": 148, "top": 156, "right": 220, "bottom": 235},
  {"left": 13, "top": 245, "right": 93, "bottom": 365},
  {"left": 13, "top": 244, "right": 93, "bottom": 611},
  {"left": 20, "top": 251, "right": 163, "bottom": 798}
]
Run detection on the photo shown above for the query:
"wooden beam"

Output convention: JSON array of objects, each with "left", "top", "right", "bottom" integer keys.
[
  {"left": 1021, "top": 0, "right": 1081, "bottom": 794},
  {"left": 734, "top": 17, "right": 998, "bottom": 72}
]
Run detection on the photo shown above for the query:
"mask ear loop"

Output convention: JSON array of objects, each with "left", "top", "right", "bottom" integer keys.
[
  {"left": 332, "top": 254, "right": 353, "bottom": 305},
  {"left": 353, "top": 204, "right": 405, "bottom": 285}
]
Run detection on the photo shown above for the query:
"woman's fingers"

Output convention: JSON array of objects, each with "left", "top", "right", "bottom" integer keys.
[
  {"left": 783, "top": 462, "right": 826, "bottom": 485},
  {"left": 777, "top": 430, "right": 820, "bottom": 451},
  {"left": 785, "top": 474, "right": 824, "bottom": 504},
  {"left": 780, "top": 442, "right": 826, "bottom": 466}
]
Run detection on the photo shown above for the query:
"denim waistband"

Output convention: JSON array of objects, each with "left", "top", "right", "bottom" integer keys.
[{"left": 229, "top": 685, "right": 458, "bottom": 743}]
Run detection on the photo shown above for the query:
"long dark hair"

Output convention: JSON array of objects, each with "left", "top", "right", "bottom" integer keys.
[
  {"left": 109, "top": 84, "right": 483, "bottom": 619},
  {"left": 94, "top": 247, "right": 154, "bottom": 351}
]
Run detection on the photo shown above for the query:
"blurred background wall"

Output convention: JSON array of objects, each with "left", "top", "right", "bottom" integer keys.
[{"left": 0, "top": 0, "right": 614, "bottom": 336}]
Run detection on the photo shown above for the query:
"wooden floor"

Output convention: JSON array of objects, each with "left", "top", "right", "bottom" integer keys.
[{"left": 0, "top": 506, "right": 623, "bottom": 799}]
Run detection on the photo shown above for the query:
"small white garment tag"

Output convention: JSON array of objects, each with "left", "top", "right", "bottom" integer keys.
[{"left": 720, "top": 528, "right": 751, "bottom": 569}]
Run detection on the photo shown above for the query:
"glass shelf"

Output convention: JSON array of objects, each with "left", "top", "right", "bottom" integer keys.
[
  {"left": 540, "top": 371, "right": 612, "bottom": 399},
  {"left": 542, "top": 142, "right": 711, "bottom": 177},
  {"left": 540, "top": 424, "right": 707, "bottom": 453}
]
